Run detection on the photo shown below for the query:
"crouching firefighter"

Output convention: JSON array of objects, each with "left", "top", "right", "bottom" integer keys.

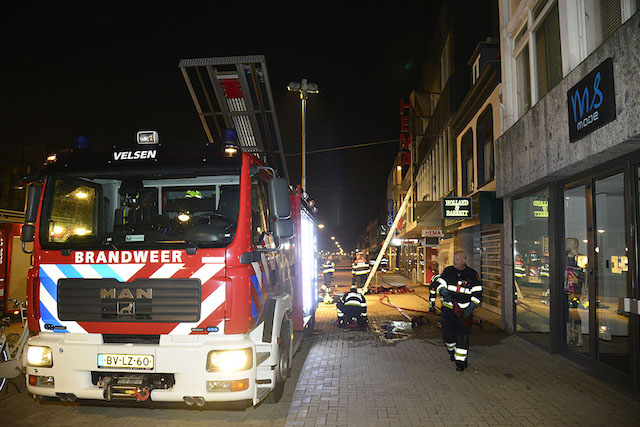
[
  {"left": 435, "top": 251, "right": 482, "bottom": 371},
  {"left": 337, "top": 285, "right": 368, "bottom": 328}
]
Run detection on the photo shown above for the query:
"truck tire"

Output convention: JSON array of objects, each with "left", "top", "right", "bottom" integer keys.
[{"left": 265, "top": 329, "right": 289, "bottom": 404}]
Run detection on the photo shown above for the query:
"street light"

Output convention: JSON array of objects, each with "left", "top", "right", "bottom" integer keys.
[
  {"left": 287, "top": 79, "right": 319, "bottom": 192},
  {"left": 318, "top": 223, "right": 325, "bottom": 229},
  {"left": 331, "top": 236, "right": 335, "bottom": 240}
]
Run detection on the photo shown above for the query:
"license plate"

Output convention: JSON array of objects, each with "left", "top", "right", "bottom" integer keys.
[{"left": 98, "top": 353, "right": 154, "bottom": 370}]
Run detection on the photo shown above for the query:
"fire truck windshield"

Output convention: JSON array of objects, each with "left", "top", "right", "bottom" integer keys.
[{"left": 39, "top": 173, "right": 240, "bottom": 249}]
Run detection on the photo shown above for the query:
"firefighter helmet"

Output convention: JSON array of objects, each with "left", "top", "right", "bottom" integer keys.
[{"left": 185, "top": 189, "right": 202, "bottom": 199}]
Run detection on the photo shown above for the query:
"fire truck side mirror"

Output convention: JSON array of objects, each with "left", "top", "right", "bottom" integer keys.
[
  {"left": 273, "top": 218, "right": 293, "bottom": 239},
  {"left": 268, "top": 178, "right": 293, "bottom": 240},
  {"left": 268, "top": 178, "right": 291, "bottom": 220},
  {"left": 21, "top": 185, "right": 42, "bottom": 251}
]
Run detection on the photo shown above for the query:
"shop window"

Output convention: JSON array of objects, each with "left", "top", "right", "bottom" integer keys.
[
  {"left": 476, "top": 106, "right": 494, "bottom": 186},
  {"left": 461, "top": 129, "right": 474, "bottom": 195},
  {"left": 535, "top": 2, "right": 563, "bottom": 99},
  {"left": 513, "top": 189, "right": 550, "bottom": 349}
]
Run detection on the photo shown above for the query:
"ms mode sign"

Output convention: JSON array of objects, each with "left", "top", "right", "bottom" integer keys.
[{"left": 567, "top": 58, "right": 616, "bottom": 143}]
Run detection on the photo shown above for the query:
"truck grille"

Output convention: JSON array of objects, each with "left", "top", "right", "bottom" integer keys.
[{"left": 57, "top": 278, "right": 201, "bottom": 322}]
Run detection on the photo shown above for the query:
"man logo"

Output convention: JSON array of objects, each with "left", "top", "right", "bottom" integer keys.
[
  {"left": 118, "top": 302, "right": 135, "bottom": 315},
  {"left": 100, "top": 288, "right": 153, "bottom": 299}
]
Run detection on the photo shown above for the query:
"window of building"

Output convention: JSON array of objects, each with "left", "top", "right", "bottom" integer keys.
[
  {"left": 476, "top": 105, "right": 494, "bottom": 186},
  {"left": 515, "top": 45, "right": 531, "bottom": 118},
  {"left": 461, "top": 129, "right": 474, "bottom": 195},
  {"left": 440, "top": 36, "right": 451, "bottom": 91},
  {"left": 600, "top": 0, "right": 623, "bottom": 41},
  {"left": 472, "top": 57, "right": 481, "bottom": 84},
  {"left": 535, "top": 2, "right": 563, "bottom": 99},
  {"left": 514, "top": 188, "right": 550, "bottom": 349},
  {"left": 514, "top": 23, "right": 528, "bottom": 48}
]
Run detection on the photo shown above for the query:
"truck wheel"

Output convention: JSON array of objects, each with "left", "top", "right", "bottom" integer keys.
[{"left": 265, "top": 331, "right": 289, "bottom": 404}]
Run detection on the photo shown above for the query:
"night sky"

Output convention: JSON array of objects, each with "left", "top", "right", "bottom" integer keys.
[{"left": 0, "top": 1, "right": 440, "bottom": 250}]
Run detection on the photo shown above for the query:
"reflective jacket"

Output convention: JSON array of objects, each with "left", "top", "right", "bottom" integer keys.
[
  {"left": 352, "top": 258, "right": 370, "bottom": 276},
  {"left": 342, "top": 290, "right": 367, "bottom": 312},
  {"left": 322, "top": 261, "right": 335, "bottom": 274},
  {"left": 435, "top": 266, "right": 482, "bottom": 310},
  {"left": 429, "top": 274, "right": 440, "bottom": 303}
]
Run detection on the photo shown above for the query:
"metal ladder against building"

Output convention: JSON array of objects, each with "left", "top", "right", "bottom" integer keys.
[{"left": 179, "top": 55, "right": 289, "bottom": 182}]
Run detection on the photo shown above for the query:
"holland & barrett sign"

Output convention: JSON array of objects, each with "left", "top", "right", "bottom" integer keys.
[
  {"left": 442, "top": 197, "right": 472, "bottom": 219},
  {"left": 567, "top": 58, "right": 616, "bottom": 143}
]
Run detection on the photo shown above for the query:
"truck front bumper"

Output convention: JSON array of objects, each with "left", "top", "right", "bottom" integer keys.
[{"left": 24, "top": 332, "right": 260, "bottom": 405}]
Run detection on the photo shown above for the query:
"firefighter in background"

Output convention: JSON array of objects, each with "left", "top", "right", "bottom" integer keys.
[
  {"left": 380, "top": 257, "right": 389, "bottom": 273},
  {"left": 436, "top": 250, "right": 482, "bottom": 371},
  {"left": 320, "top": 258, "right": 336, "bottom": 304},
  {"left": 322, "top": 258, "right": 335, "bottom": 287},
  {"left": 337, "top": 285, "right": 368, "bottom": 328},
  {"left": 351, "top": 253, "right": 370, "bottom": 288}
]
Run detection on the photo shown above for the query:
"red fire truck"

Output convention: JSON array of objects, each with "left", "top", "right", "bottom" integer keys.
[{"left": 19, "top": 56, "right": 318, "bottom": 407}]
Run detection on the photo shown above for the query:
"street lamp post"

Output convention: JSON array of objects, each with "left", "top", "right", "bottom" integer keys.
[{"left": 287, "top": 79, "right": 319, "bottom": 192}]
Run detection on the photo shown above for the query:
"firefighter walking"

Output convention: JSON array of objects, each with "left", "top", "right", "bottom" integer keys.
[
  {"left": 351, "top": 253, "right": 370, "bottom": 288},
  {"left": 435, "top": 251, "right": 482, "bottom": 371}
]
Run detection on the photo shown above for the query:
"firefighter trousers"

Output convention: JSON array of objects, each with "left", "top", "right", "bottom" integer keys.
[
  {"left": 441, "top": 307, "right": 471, "bottom": 368},
  {"left": 323, "top": 273, "right": 333, "bottom": 287},
  {"left": 336, "top": 302, "right": 367, "bottom": 326},
  {"left": 353, "top": 274, "right": 367, "bottom": 288}
]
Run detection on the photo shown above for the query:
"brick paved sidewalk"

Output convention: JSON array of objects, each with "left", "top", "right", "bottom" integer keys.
[{"left": 287, "top": 272, "right": 640, "bottom": 426}]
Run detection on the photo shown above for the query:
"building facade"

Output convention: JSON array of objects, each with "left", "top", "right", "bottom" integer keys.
[
  {"left": 394, "top": 0, "right": 499, "bottom": 288},
  {"left": 496, "top": 0, "right": 640, "bottom": 390},
  {"left": 450, "top": 39, "right": 504, "bottom": 316}
]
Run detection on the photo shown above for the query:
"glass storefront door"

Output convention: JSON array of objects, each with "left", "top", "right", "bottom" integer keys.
[
  {"left": 563, "top": 185, "right": 589, "bottom": 356},
  {"left": 561, "top": 172, "right": 632, "bottom": 374},
  {"left": 594, "top": 173, "right": 630, "bottom": 373}
]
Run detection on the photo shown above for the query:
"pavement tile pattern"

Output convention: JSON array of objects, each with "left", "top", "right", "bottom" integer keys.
[{"left": 1, "top": 272, "right": 639, "bottom": 426}]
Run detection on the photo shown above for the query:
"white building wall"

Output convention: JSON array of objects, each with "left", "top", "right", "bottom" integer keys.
[{"left": 499, "top": 0, "right": 639, "bottom": 131}]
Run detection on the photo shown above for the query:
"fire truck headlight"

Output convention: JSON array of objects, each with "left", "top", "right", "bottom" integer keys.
[
  {"left": 27, "top": 346, "right": 53, "bottom": 368},
  {"left": 206, "top": 349, "right": 253, "bottom": 372}
]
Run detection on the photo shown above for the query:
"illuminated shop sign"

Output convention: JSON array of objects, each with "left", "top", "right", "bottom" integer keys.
[
  {"left": 387, "top": 199, "right": 394, "bottom": 228},
  {"left": 442, "top": 197, "right": 472, "bottom": 219},
  {"left": 567, "top": 58, "right": 616, "bottom": 143},
  {"left": 422, "top": 228, "right": 444, "bottom": 237},
  {"left": 533, "top": 200, "right": 548, "bottom": 217},
  {"left": 399, "top": 99, "right": 411, "bottom": 167}
]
